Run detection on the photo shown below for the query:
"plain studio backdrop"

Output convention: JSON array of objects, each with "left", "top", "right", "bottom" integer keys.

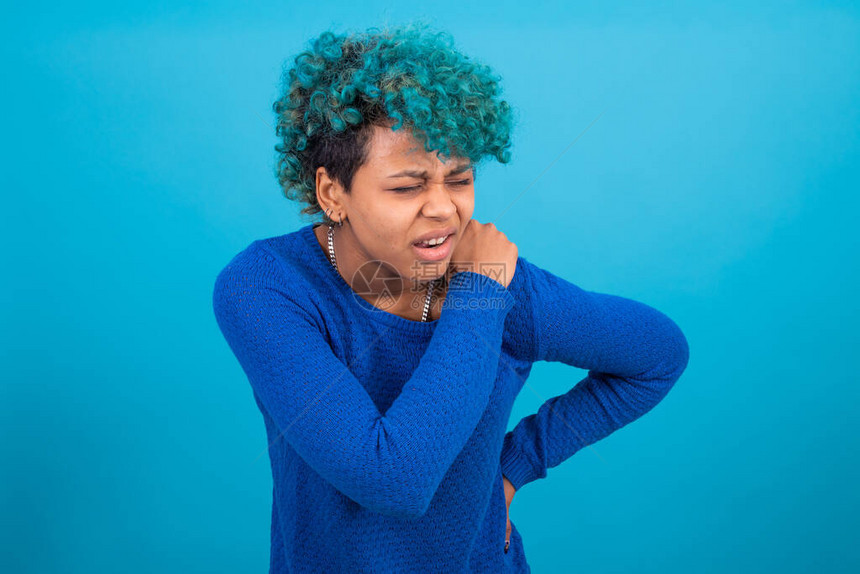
[{"left": 2, "top": 1, "right": 858, "bottom": 573}]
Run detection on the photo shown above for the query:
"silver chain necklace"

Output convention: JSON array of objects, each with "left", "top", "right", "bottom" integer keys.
[{"left": 326, "top": 224, "right": 437, "bottom": 322}]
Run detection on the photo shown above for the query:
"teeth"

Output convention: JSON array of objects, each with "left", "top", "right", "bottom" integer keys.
[{"left": 418, "top": 234, "right": 449, "bottom": 247}]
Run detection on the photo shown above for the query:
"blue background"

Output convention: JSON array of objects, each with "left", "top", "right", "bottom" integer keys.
[{"left": 3, "top": 2, "right": 858, "bottom": 572}]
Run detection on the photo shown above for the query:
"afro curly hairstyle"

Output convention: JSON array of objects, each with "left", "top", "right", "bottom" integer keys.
[{"left": 272, "top": 20, "right": 516, "bottom": 225}]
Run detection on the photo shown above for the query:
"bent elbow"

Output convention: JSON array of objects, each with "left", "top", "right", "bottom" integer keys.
[
  {"left": 350, "top": 460, "right": 435, "bottom": 519},
  {"left": 363, "top": 490, "right": 431, "bottom": 520},
  {"left": 652, "top": 315, "right": 690, "bottom": 384},
  {"left": 669, "top": 324, "right": 690, "bottom": 381},
  {"left": 397, "top": 495, "right": 432, "bottom": 520},
  {"left": 630, "top": 323, "right": 690, "bottom": 405}
]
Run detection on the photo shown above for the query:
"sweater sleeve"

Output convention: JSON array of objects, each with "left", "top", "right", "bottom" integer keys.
[
  {"left": 212, "top": 245, "right": 516, "bottom": 519},
  {"left": 499, "top": 260, "right": 690, "bottom": 491}
]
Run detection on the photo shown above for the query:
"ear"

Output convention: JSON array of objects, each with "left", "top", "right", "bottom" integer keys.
[{"left": 315, "top": 166, "right": 347, "bottom": 221}]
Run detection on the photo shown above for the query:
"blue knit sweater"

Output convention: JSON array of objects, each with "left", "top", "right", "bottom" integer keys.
[{"left": 212, "top": 223, "right": 690, "bottom": 573}]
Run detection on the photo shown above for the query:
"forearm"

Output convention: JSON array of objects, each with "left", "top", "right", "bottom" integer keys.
[{"left": 499, "top": 260, "right": 690, "bottom": 490}]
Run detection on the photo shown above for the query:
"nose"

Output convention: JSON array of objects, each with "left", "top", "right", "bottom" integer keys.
[{"left": 420, "top": 180, "right": 458, "bottom": 219}]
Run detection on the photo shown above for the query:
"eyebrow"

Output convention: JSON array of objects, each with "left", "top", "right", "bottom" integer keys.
[{"left": 387, "top": 163, "right": 473, "bottom": 179}]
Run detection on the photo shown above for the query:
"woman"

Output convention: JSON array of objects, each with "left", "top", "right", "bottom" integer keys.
[{"left": 213, "top": 22, "right": 690, "bottom": 573}]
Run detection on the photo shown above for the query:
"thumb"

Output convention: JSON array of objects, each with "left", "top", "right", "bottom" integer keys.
[
  {"left": 504, "top": 505, "right": 511, "bottom": 553},
  {"left": 502, "top": 474, "right": 515, "bottom": 554}
]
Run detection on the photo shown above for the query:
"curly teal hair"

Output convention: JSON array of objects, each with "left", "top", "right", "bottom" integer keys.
[{"left": 272, "top": 21, "right": 516, "bottom": 223}]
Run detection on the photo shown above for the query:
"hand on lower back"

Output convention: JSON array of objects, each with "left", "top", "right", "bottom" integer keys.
[{"left": 503, "top": 474, "right": 516, "bottom": 551}]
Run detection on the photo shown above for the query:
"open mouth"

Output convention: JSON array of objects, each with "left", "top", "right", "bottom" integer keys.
[
  {"left": 412, "top": 233, "right": 453, "bottom": 261},
  {"left": 413, "top": 234, "right": 451, "bottom": 249}
]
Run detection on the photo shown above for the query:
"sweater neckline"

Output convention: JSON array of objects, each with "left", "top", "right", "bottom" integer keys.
[{"left": 303, "top": 223, "right": 441, "bottom": 332}]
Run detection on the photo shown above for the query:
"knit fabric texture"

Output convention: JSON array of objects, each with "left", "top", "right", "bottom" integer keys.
[{"left": 212, "top": 223, "right": 690, "bottom": 573}]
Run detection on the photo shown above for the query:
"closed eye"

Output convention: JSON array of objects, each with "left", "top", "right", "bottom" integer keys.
[
  {"left": 392, "top": 179, "right": 473, "bottom": 193},
  {"left": 451, "top": 178, "right": 473, "bottom": 187}
]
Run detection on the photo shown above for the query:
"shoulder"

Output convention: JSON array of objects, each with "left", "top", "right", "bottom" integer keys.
[
  {"left": 505, "top": 255, "right": 540, "bottom": 310},
  {"left": 499, "top": 255, "right": 540, "bottom": 363},
  {"left": 213, "top": 240, "right": 280, "bottom": 294},
  {"left": 212, "top": 234, "right": 322, "bottom": 315},
  {"left": 499, "top": 255, "right": 590, "bottom": 364},
  {"left": 213, "top": 227, "right": 321, "bottom": 291}
]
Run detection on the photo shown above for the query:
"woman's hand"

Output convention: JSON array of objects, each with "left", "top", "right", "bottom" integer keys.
[
  {"left": 448, "top": 219, "right": 518, "bottom": 288},
  {"left": 503, "top": 474, "right": 516, "bottom": 553}
]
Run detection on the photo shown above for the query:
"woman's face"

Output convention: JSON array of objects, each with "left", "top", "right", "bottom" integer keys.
[{"left": 329, "top": 124, "right": 475, "bottom": 290}]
